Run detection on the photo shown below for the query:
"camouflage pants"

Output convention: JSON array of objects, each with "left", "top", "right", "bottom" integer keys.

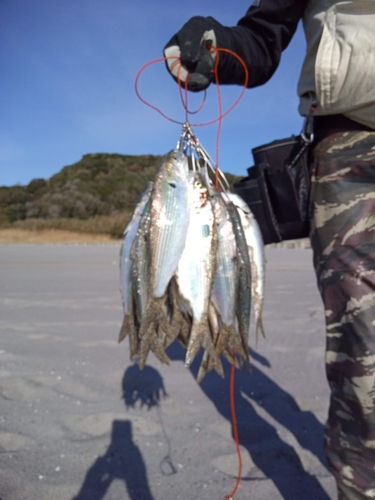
[{"left": 310, "top": 130, "right": 375, "bottom": 499}]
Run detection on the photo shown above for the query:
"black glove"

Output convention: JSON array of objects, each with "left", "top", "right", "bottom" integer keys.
[{"left": 164, "top": 16, "right": 225, "bottom": 92}]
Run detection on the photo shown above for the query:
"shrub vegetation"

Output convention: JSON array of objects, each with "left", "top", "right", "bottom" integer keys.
[{"left": 0, "top": 153, "right": 241, "bottom": 238}]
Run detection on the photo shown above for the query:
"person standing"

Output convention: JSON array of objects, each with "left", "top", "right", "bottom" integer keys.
[{"left": 164, "top": 2, "right": 375, "bottom": 499}]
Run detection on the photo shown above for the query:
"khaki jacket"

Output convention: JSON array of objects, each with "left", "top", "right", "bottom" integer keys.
[{"left": 298, "top": 0, "right": 375, "bottom": 128}]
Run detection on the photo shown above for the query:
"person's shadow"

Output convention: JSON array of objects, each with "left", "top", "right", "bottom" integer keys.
[
  {"left": 72, "top": 419, "right": 154, "bottom": 500},
  {"left": 166, "top": 342, "right": 332, "bottom": 500},
  {"left": 72, "top": 365, "right": 171, "bottom": 500},
  {"left": 73, "top": 348, "right": 331, "bottom": 500}
]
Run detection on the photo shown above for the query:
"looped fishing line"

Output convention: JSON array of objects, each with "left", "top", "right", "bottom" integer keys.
[
  {"left": 134, "top": 50, "right": 249, "bottom": 128},
  {"left": 134, "top": 48, "right": 249, "bottom": 500}
]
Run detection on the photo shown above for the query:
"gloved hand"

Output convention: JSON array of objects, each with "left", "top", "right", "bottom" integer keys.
[{"left": 164, "top": 16, "right": 224, "bottom": 92}]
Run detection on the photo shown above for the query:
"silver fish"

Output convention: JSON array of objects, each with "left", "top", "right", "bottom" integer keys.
[
  {"left": 228, "top": 193, "right": 265, "bottom": 342},
  {"left": 120, "top": 181, "right": 153, "bottom": 316},
  {"left": 138, "top": 150, "right": 190, "bottom": 368},
  {"left": 132, "top": 197, "right": 151, "bottom": 337},
  {"left": 118, "top": 182, "right": 153, "bottom": 350},
  {"left": 224, "top": 193, "right": 251, "bottom": 366},
  {"left": 175, "top": 172, "right": 222, "bottom": 374},
  {"left": 210, "top": 189, "right": 239, "bottom": 357}
]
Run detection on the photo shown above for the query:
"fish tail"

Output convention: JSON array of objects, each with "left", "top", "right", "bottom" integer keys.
[
  {"left": 255, "top": 317, "right": 265, "bottom": 346},
  {"left": 229, "top": 331, "right": 250, "bottom": 368},
  {"left": 237, "top": 328, "right": 251, "bottom": 368},
  {"left": 118, "top": 316, "right": 129, "bottom": 343},
  {"left": 138, "top": 327, "right": 170, "bottom": 369},
  {"left": 215, "top": 324, "right": 235, "bottom": 356},
  {"left": 196, "top": 349, "right": 224, "bottom": 383},
  {"left": 138, "top": 298, "right": 170, "bottom": 368},
  {"left": 196, "top": 351, "right": 210, "bottom": 383},
  {"left": 165, "top": 281, "right": 191, "bottom": 348},
  {"left": 222, "top": 348, "right": 240, "bottom": 368},
  {"left": 118, "top": 314, "right": 139, "bottom": 360},
  {"left": 185, "top": 315, "right": 217, "bottom": 368},
  {"left": 215, "top": 323, "right": 250, "bottom": 369}
]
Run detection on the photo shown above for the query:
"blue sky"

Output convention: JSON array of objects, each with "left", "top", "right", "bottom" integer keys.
[{"left": 0, "top": 0, "right": 306, "bottom": 186}]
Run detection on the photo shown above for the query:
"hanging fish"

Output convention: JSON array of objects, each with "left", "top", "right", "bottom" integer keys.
[
  {"left": 131, "top": 197, "right": 151, "bottom": 342},
  {"left": 118, "top": 182, "right": 153, "bottom": 353},
  {"left": 138, "top": 150, "right": 190, "bottom": 368},
  {"left": 118, "top": 127, "right": 266, "bottom": 382},
  {"left": 228, "top": 192, "right": 265, "bottom": 342},
  {"left": 224, "top": 193, "right": 251, "bottom": 366},
  {"left": 175, "top": 172, "right": 223, "bottom": 376},
  {"left": 210, "top": 189, "right": 240, "bottom": 357}
]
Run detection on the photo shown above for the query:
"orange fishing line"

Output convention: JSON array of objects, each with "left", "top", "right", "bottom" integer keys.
[
  {"left": 134, "top": 50, "right": 249, "bottom": 128},
  {"left": 134, "top": 48, "right": 249, "bottom": 500},
  {"left": 224, "top": 353, "right": 243, "bottom": 500},
  {"left": 210, "top": 47, "right": 222, "bottom": 189}
]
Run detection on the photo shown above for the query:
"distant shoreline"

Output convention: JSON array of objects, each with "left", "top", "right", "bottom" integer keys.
[
  {"left": 0, "top": 228, "right": 311, "bottom": 248},
  {"left": 0, "top": 228, "right": 119, "bottom": 244}
]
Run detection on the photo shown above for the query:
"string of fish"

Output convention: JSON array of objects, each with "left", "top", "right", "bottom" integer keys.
[{"left": 118, "top": 123, "right": 265, "bottom": 382}]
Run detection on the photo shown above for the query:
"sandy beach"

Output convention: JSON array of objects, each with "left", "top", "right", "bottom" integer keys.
[{"left": 0, "top": 244, "right": 335, "bottom": 500}]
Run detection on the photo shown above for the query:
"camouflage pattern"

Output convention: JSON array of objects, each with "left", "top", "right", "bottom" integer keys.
[{"left": 309, "top": 130, "right": 375, "bottom": 499}]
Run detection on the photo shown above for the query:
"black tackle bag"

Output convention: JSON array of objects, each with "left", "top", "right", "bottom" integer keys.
[{"left": 234, "top": 135, "right": 311, "bottom": 244}]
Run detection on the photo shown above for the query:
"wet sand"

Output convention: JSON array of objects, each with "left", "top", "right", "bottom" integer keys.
[{"left": 0, "top": 244, "right": 336, "bottom": 500}]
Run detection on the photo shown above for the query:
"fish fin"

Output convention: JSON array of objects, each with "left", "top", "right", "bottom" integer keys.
[
  {"left": 215, "top": 324, "right": 235, "bottom": 356},
  {"left": 196, "top": 349, "right": 224, "bottom": 383},
  {"left": 255, "top": 317, "right": 265, "bottom": 346},
  {"left": 237, "top": 328, "right": 251, "bottom": 368},
  {"left": 215, "top": 323, "right": 250, "bottom": 369},
  {"left": 196, "top": 351, "right": 209, "bottom": 383},
  {"left": 197, "top": 309, "right": 224, "bottom": 381},
  {"left": 138, "top": 298, "right": 170, "bottom": 368},
  {"left": 222, "top": 348, "right": 240, "bottom": 368},
  {"left": 139, "top": 326, "right": 170, "bottom": 369},
  {"left": 170, "top": 314, "right": 191, "bottom": 349},
  {"left": 118, "top": 314, "right": 139, "bottom": 360},
  {"left": 177, "top": 332, "right": 189, "bottom": 349},
  {"left": 118, "top": 316, "right": 128, "bottom": 343},
  {"left": 164, "top": 279, "right": 191, "bottom": 348},
  {"left": 176, "top": 312, "right": 192, "bottom": 349},
  {"left": 229, "top": 333, "right": 250, "bottom": 368},
  {"left": 185, "top": 315, "right": 218, "bottom": 368}
]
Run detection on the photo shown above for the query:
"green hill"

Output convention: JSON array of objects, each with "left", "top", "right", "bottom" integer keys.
[{"left": 0, "top": 153, "right": 241, "bottom": 238}]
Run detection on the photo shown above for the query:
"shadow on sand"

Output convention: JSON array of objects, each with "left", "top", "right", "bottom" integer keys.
[
  {"left": 73, "top": 365, "right": 173, "bottom": 500},
  {"left": 74, "top": 345, "right": 331, "bottom": 500},
  {"left": 72, "top": 419, "right": 154, "bottom": 500},
  {"left": 166, "top": 342, "right": 332, "bottom": 500}
]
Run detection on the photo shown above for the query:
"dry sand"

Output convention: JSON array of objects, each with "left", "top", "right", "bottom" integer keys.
[
  {"left": 0, "top": 228, "right": 116, "bottom": 244},
  {"left": 0, "top": 244, "right": 336, "bottom": 500}
]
